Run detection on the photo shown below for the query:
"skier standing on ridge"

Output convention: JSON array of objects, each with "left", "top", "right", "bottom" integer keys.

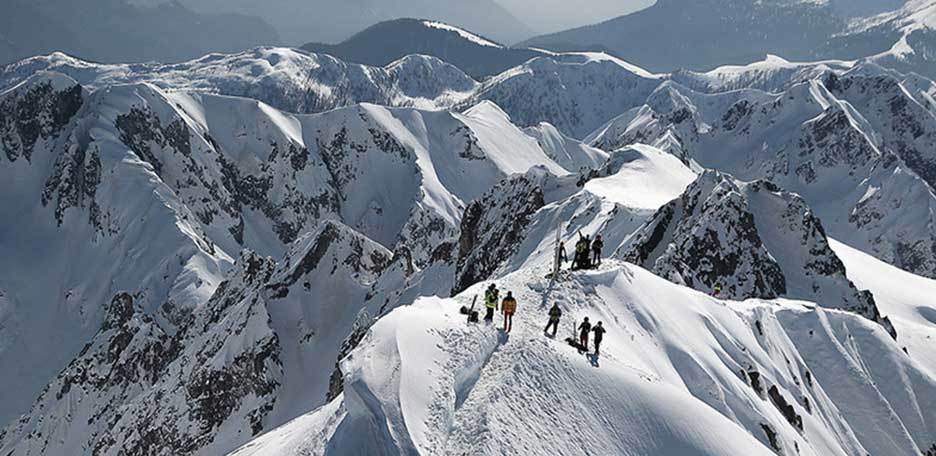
[
  {"left": 592, "top": 234, "right": 604, "bottom": 268},
  {"left": 579, "top": 317, "right": 592, "bottom": 350},
  {"left": 592, "top": 321, "right": 606, "bottom": 355},
  {"left": 502, "top": 291, "right": 518, "bottom": 333},
  {"left": 484, "top": 284, "right": 499, "bottom": 321},
  {"left": 544, "top": 302, "right": 562, "bottom": 337}
]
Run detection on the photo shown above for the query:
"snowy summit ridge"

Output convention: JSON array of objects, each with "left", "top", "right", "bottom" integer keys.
[{"left": 0, "top": 25, "right": 935, "bottom": 456}]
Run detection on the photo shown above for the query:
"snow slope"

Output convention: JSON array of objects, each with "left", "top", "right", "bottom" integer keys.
[
  {"left": 461, "top": 52, "right": 664, "bottom": 138},
  {"left": 830, "top": 239, "right": 936, "bottom": 376},
  {"left": 232, "top": 258, "right": 936, "bottom": 456},
  {"left": 3, "top": 39, "right": 936, "bottom": 456}
]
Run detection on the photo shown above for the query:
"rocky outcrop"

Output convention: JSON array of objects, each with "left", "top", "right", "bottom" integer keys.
[
  {"left": 623, "top": 171, "right": 786, "bottom": 299},
  {"left": 453, "top": 170, "right": 547, "bottom": 294},
  {"left": 0, "top": 75, "right": 82, "bottom": 163},
  {"left": 622, "top": 171, "right": 891, "bottom": 332}
]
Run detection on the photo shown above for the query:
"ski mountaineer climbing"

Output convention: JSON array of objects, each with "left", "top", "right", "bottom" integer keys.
[
  {"left": 592, "top": 234, "right": 604, "bottom": 268},
  {"left": 484, "top": 284, "right": 499, "bottom": 321},
  {"left": 592, "top": 321, "right": 606, "bottom": 355},
  {"left": 579, "top": 317, "right": 592, "bottom": 350},
  {"left": 558, "top": 241, "right": 568, "bottom": 265},
  {"left": 544, "top": 302, "right": 562, "bottom": 337},
  {"left": 502, "top": 291, "right": 518, "bottom": 333}
]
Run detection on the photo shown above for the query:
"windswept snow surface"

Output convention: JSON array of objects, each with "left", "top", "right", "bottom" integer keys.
[
  {"left": 830, "top": 239, "right": 936, "bottom": 376},
  {"left": 232, "top": 258, "right": 936, "bottom": 456},
  {"left": 584, "top": 144, "right": 696, "bottom": 210}
]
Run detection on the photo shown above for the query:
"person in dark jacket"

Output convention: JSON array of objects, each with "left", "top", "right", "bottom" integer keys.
[
  {"left": 578, "top": 317, "right": 592, "bottom": 349},
  {"left": 544, "top": 303, "right": 562, "bottom": 337},
  {"left": 592, "top": 234, "right": 604, "bottom": 267},
  {"left": 592, "top": 321, "right": 606, "bottom": 355},
  {"left": 559, "top": 242, "right": 568, "bottom": 265}
]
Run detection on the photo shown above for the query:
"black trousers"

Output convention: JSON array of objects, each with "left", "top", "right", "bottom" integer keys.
[
  {"left": 485, "top": 307, "right": 495, "bottom": 321},
  {"left": 594, "top": 338, "right": 602, "bottom": 355},
  {"left": 545, "top": 319, "right": 559, "bottom": 336}
]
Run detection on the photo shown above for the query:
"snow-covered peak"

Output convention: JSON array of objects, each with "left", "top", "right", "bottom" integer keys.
[
  {"left": 421, "top": 20, "right": 503, "bottom": 48},
  {"left": 465, "top": 53, "right": 664, "bottom": 138},
  {"left": 0, "top": 47, "right": 479, "bottom": 114}
]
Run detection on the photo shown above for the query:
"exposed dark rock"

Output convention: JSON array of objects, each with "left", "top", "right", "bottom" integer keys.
[
  {"left": 761, "top": 423, "right": 781, "bottom": 451},
  {"left": 748, "top": 369, "right": 764, "bottom": 396},
  {"left": 453, "top": 172, "right": 546, "bottom": 294},
  {"left": 623, "top": 171, "right": 786, "bottom": 298},
  {"left": 768, "top": 385, "right": 804, "bottom": 431},
  {"left": 0, "top": 79, "right": 82, "bottom": 163}
]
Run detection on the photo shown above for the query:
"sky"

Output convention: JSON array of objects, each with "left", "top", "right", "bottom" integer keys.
[{"left": 494, "top": 0, "right": 656, "bottom": 34}]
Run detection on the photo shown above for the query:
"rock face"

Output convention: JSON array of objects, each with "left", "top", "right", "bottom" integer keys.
[
  {"left": 623, "top": 171, "right": 787, "bottom": 300},
  {"left": 0, "top": 74, "right": 82, "bottom": 163},
  {"left": 0, "top": 254, "right": 282, "bottom": 456},
  {"left": 454, "top": 169, "right": 547, "bottom": 294},
  {"left": 622, "top": 171, "right": 891, "bottom": 333}
]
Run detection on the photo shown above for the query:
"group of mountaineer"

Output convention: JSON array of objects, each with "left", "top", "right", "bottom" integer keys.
[
  {"left": 470, "top": 230, "right": 609, "bottom": 356},
  {"left": 482, "top": 284, "right": 607, "bottom": 357},
  {"left": 560, "top": 232, "right": 604, "bottom": 271}
]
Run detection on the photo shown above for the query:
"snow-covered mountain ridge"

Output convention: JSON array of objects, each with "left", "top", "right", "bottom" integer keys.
[
  {"left": 0, "top": 65, "right": 602, "bottom": 436},
  {"left": 233, "top": 256, "right": 936, "bottom": 456},
  {"left": 0, "top": 42, "right": 934, "bottom": 456}
]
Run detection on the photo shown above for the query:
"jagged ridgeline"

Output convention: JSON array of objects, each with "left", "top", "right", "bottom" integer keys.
[{"left": 0, "top": 40, "right": 935, "bottom": 456}]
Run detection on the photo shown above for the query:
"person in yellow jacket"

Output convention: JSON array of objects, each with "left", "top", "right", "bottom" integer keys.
[
  {"left": 502, "top": 291, "right": 518, "bottom": 333},
  {"left": 484, "top": 284, "right": 499, "bottom": 321}
]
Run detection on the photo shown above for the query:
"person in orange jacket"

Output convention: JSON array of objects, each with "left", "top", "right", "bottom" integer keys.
[{"left": 502, "top": 291, "right": 518, "bottom": 333}]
